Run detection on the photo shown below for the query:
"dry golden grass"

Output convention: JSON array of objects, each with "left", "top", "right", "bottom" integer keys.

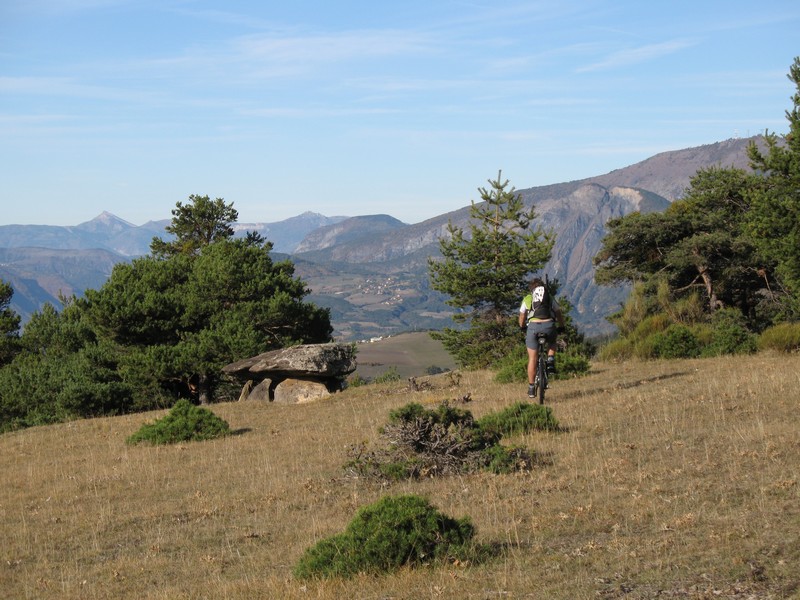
[{"left": 1, "top": 353, "right": 799, "bottom": 599}]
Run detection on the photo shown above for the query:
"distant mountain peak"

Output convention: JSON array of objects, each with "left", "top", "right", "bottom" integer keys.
[{"left": 76, "top": 211, "right": 135, "bottom": 232}]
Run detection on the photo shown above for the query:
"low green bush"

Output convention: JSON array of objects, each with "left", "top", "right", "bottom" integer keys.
[
  {"left": 126, "top": 399, "right": 230, "bottom": 445},
  {"left": 701, "top": 309, "right": 757, "bottom": 357},
  {"left": 596, "top": 337, "right": 634, "bottom": 361},
  {"left": 651, "top": 324, "right": 701, "bottom": 359},
  {"left": 631, "top": 313, "right": 671, "bottom": 340},
  {"left": 373, "top": 366, "right": 401, "bottom": 384},
  {"left": 493, "top": 345, "right": 590, "bottom": 384},
  {"left": 477, "top": 401, "right": 559, "bottom": 436},
  {"left": 346, "top": 401, "right": 536, "bottom": 481},
  {"left": 293, "top": 495, "right": 479, "bottom": 579},
  {"left": 758, "top": 322, "right": 800, "bottom": 353}
]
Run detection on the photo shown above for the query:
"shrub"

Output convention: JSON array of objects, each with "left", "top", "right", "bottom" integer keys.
[
  {"left": 373, "top": 366, "right": 401, "bottom": 384},
  {"left": 293, "top": 495, "right": 478, "bottom": 579},
  {"left": 481, "top": 443, "right": 531, "bottom": 474},
  {"left": 701, "top": 309, "right": 757, "bottom": 357},
  {"left": 477, "top": 402, "right": 559, "bottom": 436},
  {"left": 758, "top": 322, "right": 800, "bottom": 352},
  {"left": 557, "top": 350, "right": 591, "bottom": 378},
  {"left": 632, "top": 335, "right": 658, "bottom": 360},
  {"left": 670, "top": 291, "right": 706, "bottom": 325},
  {"left": 126, "top": 399, "right": 230, "bottom": 445},
  {"left": 691, "top": 323, "right": 715, "bottom": 347},
  {"left": 493, "top": 345, "right": 590, "bottom": 384},
  {"left": 346, "top": 373, "right": 367, "bottom": 388},
  {"left": 346, "top": 401, "right": 534, "bottom": 481},
  {"left": 651, "top": 325, "right": 701, "bottom": 359},
  {"left": 631, "top": 313, "right": 671, "bottom": 340},
  {"left": 596, "top": 337, "right": 634, "bottom": 361},
  {"left": 492, "top": 345, "right": 527, "bottom": 383}
]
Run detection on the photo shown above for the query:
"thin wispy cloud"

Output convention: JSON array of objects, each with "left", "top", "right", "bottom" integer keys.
[
  {"left": 576, "top": 39, "right": 699, "bottom": 73},
  {"left": 241, "top": 106, "right": 401, "bottom": 118}
]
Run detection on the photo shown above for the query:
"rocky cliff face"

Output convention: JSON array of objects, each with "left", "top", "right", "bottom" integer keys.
[
  {"left": 290, "top": 137, "right": 759, "bottom": 337},
  {"left": 292, "top": 183, "right": 670, "bottom": 336}
]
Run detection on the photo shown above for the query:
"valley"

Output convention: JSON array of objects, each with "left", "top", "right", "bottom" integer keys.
[{"left": 0, "top": 137, "right": 761, "bottom": 340}]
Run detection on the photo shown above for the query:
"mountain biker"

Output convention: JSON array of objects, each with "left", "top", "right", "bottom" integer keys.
[{"left": 519, "top": 277, "right": 565, "bottom": 398}]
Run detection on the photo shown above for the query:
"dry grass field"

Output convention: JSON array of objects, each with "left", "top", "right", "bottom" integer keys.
[
  {"left": 1, "top": 353, "right": 799, "bottom": 599},
  {"left": 354, "top": 332, "right": 458, "bottom": 380}
]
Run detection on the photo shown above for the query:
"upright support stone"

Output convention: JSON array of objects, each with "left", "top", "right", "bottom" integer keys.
[{"left": 273, "top": 379, "right": 331, "bottom": 404}]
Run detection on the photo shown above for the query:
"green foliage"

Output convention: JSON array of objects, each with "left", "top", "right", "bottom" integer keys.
[
  {"left": 1, "top": 194, "right": 333, "bottom": 432},
  {"left": 596, "top": 58, "right": 800, "bottom": 342},
  {"left": 0, "top": 303, "right": 146, "bottom": 432},
  {"left": 599, "top": 298, "right": 758, "bottom": 361},
  {"left": 0, "top": 279, "right": 21, "bottom": 366},
  {"left": 492, "top": 346, "right": 526, "bottom": 383},
  {"left": 347, "top": 401, "right": 536, "bottom": 481},
  {"left": 150, "top": 194, "right": 240, "bottom": 258},
  {"left": 650, "top": 325, "right": 701, "bottom": 359},
  {"left": 476, "top": 402, "right": 560, "bottom": 436},
  {"left": 85, "top": 229, "right": 331, "bottom": 405},
  {"left": 433, "top": 316, "right": 520, "bottom": 369},
  {"left": 126, "top": 399, "right": 230, "bottom": 446},
  {"left": 492, "top": 342, "right": 590, "bottom": 384},
  {"left": 481, "top": 443, "right": 532, "bottom": 474},
  {"left": 700, "top": 309, "right": 757, "bottom": 357},
  {"left": 596, "top": 336, "right": 634, "bottom": 362},
  {"left": 293, "top": 495, "right": 478, "bottom": 579},
  {"left": 385, "top": 400, "right": 495, "bottom": 452},
  {"left": 595, "top": 167, "right": 768, "bottom": 320},
  {"left": 744, "top": 57, "right": 800, "bottom": 301},
  {"left": 428, "top": 172, "right": 553, "bottom": 368},
  {"left": 373, "top": 366, "right": 401, "bottom": 384},
  {"left": 758, "top": 322, "right": 800, "bottom": 352}
]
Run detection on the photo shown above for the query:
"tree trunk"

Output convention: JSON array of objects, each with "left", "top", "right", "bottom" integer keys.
[
  {"left": 197, "top": 373, "right": 212, "bottom": 405},
  {"left": 695, "top": 261, "right": 722, "bottom": 312}
]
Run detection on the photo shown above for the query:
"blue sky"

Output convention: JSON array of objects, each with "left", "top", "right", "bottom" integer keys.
[{"left": 1, "top": 1, "right": 797, "bottom": 226}]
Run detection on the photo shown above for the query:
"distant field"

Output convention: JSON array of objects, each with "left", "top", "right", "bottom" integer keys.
[{"left": 353, "top": 331, "right": 457, "bottom": 380}]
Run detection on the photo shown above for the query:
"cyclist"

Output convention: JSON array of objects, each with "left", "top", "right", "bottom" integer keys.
[{"left": 519, "top": 277, "right": 564, "bottom": 398}]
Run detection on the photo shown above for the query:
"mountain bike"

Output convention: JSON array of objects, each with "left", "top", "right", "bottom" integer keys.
[{"left": 531, "top": 331, "right": 549, "bottom": 405}]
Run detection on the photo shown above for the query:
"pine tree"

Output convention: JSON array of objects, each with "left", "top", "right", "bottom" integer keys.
[
  {"left": 428, "top": 171, "right": 553, "bottom": 367},
  {"left": 150, "top": 194, "right": 239, "bottom": 258},
  {"left": 0, "top": 279, "right": 21, "bottom": 366},
  {"left": 745, "top": 56, "right": 800, "bottom": 311}
]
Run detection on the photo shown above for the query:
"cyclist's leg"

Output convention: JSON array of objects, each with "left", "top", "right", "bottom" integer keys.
[
  {"left": 542, "top": 322, "right": 558, "bottom": 373},
  {"left": 525, "top": 327, "right": 537, "bottom": 397},
  {"left": 527, "top": 346, "right": 537, "bottom": 384}
]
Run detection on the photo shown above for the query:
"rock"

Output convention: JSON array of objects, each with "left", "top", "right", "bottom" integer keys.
[
  {"left": 223, "top": 343, "right": 355, "bottom": 403},
  {"left": 237, "top": 380, "right": 254, "bottom": 401},
  {"left": 223, "top": 343, "right": 356, "bottom": 379},
  {"left": 245, "top": 379, "right": 272, "bottom": 402},
  {"left": 273, "top": 378, "right": 331, "bottom": 404}
]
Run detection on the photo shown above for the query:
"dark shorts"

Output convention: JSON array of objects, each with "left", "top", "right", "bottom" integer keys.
[{"left": 526, "top": 320, "right": 556, "bottom": 350}]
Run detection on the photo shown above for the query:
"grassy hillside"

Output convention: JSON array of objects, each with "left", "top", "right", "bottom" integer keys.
[
  {"left": 1, "top": 353, "right": 798, "bottom": 599},
  {"left": 353, "top": 331, "right": 458, "bottom": 380}
]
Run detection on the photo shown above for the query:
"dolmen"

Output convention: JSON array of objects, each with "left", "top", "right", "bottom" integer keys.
[{"left": 222, "top": 343, "right": 357, "bottom": 404}]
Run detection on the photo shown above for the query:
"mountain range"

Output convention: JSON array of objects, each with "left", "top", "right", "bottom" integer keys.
[{"left": 0, "top": 136, "right": 761, "bottom": 341}]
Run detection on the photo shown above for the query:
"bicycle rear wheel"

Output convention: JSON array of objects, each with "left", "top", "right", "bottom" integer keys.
[{"left": 537, "top": 355, "right": 547, "bottom": 405}]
